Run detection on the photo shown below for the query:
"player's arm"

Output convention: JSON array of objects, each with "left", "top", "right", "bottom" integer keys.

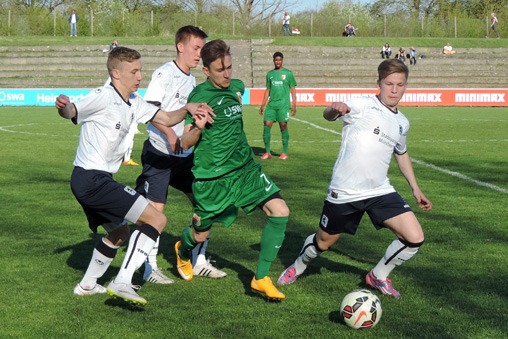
[
  {"left": 259, "top": 88, "right": 270, "bottom": 115},
  {"left": 181, "top": 115, "right": 207, "bottom": 150},
  {"left": 323, "top": 102, "right": 350, "bottom": 121},
  {"left": 153, "top": 103, "right": 214, "bottom": 127},
  {"left": 55, "top": 94, "right": 76, "bottom": 119},
  {"left": 394, "top": 152, "right": 432, "bottom": 211},
  {"left": 153, "top": 122, "right": 182, "bottom": 154},
  {"left": 290, "top": 86, "right": 297, "bottom": 116}
]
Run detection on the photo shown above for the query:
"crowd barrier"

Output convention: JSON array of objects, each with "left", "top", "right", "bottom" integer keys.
[{"left": 0, "top": 88, "right": 507, "bottom": 107}]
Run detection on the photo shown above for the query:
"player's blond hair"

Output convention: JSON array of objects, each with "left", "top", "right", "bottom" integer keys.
[
  {"left": 378, "top": 59, "right": 409, "bottom": 81},
  {"left": 107, "top": 47, "right": 141, "bottom": 77}
]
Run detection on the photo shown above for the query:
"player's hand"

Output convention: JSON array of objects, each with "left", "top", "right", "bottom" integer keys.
[
  {"left": 291, "top": 106, "right": 296, "bottom": 116},
  {"left": 55, "top": 94, "right": 70, "bottom": 109},
  {"left": 330, "top": 102, "right": 351, "bottom": 116},
  {"left": 413, "top": 189, "right": 432, "bottom": 211},
  {"left": 192, "top": 112, "right": 208, "bottom": 130},
  {"left": 259, "top": 106, "right": 264, "bottom": 116},
  {"left": 186, "top": 103, "right": 215, "bottom": 124}
]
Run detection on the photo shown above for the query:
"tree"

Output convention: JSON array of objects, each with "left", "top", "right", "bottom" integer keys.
[{"left": 229, "top": 0, "right": 298, "bottom": 29}]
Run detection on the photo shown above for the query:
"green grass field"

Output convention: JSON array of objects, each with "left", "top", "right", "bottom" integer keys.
[{"left": 1, "top": 105, "right": 507, "bottom": 338}]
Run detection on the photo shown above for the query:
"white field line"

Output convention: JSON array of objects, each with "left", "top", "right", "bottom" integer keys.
[{"left": 290, "top": 117, "right": 508, "bottom": 194}]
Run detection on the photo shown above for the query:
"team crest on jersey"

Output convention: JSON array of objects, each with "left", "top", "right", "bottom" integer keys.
[
  {"left": 320, "top": 214, "right": 329, "bottom": 228},
  {"left": 157, "top": 72, "right": 162, "bottom": 78},
  {"left": 281, "top": 74, "right": 286, "bottom": 80},
  {"left": 192, "top": 213, "right": 201, "bottom": 227},
  {"left": 124, "top": 186, "right": 136, "bottom": 196},
  {"left": 95, "top": 88, "right": 102, "bottom": 94}
]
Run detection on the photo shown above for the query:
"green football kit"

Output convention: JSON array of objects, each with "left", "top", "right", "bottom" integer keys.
[
  {"left": 263, "top": 67, "right": 297, "bottom": 156},
  {"left": 264, "top": 68, "right": 297, "bottom": 122},
  {"left": 179, "top": 78, "right": 288, "bottom": 279}
]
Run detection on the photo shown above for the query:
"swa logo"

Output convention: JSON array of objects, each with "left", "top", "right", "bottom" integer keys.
[{"left": 373, "top": 126, "right": 380, "bottom": 135}]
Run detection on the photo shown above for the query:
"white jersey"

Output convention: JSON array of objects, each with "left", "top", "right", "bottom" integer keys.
[
  {"left": 327, "top": 95, "right": 410, "bottom": 204},
  {"left": 73, "top": 84, "right": 159, "bottom": 174},
  {"left": 144, "top": 61, "right": 195, "bottom": 157}
]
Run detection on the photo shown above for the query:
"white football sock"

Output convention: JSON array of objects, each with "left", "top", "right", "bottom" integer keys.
[
  {"left": 372, "top": 238, "right": 420, "bottom": 280},
  {"left": 144, "top": 236, "right": 160, "bottom": 272},
  {"left": 192, "top": 235, "right": 209, "bottom": 267},
  {"left": 115, "top": 225, "right": 159, "bottom": 285},
  {"left": 294, "top": 233, "right": 323, "bottom": 275},
  {"left": 80, "top": 237, "right": 118, "bottom": 289}
]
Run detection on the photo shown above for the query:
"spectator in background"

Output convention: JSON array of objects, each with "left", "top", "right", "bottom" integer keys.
[
  {"left": 443, "top": 42, "right": 455, "bottom": 55},
  {"left": 283, "top": 11, "right": 291, "bottom": 37},
  {"left": 348, "top": 23, "right": 357, "bottom": 37},
  {"left": 382, "top": 43, "right": 391, "bottom": 58},
  {"left": 110, "top": 40, "right": 118, "bottom": 51},
  {"left": 487, "top": 13, "right": 500, "bottom": 39},
  {"left": 69, "top": 10, "right": 78, "bottom": 37},
  {"left": 395, "top": 47, "right": 406, "bottom": 62},
  {"left": 408, "top": 46, "right": 417, "bottom": 65}
]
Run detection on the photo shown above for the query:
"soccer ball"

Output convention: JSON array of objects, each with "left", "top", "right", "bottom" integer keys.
[{"left": 340, "top": 289, "right": 382, "bottom": 329}]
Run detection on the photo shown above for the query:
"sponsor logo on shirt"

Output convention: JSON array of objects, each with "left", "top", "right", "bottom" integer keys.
[
  {"left": 115, "top": 122, "right": 121, "bottom": 130},
  {"left": 224, "top": 104, "right": 242, "bottom": 118},
  {"left": 373, "top": 126, "right": 380, "bottom": 135}
]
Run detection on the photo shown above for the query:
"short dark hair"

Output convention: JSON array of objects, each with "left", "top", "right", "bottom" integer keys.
[
  {"left": 201, "top": 39, "right": 230, "bottom": 69},
  {"left": 107, "top": 46, "right": 141, "bottom": 76},
  {"left": 378, "top": 59, "right": 409, "bottom": 81},
  {"left": 175, "top": 25, "right": 208, "bottom": 53},
  {"left": 273, "top": 52, "right": 284, "bottom": 59}
]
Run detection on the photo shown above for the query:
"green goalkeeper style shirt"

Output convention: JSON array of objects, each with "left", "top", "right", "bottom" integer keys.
[
  {"left": 185, "top": 78, "right": 251, "bottom": 179},
  {"left": 266, "top": 67, "right": 297, "bottom": 108}
]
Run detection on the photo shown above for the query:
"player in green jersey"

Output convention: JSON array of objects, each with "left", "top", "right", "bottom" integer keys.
[
  {"left": 175, "top": 39, "right": 290, "bottom": 301},
  {"left": 259, "top": 52, "right": 297, "bottom": 160}
]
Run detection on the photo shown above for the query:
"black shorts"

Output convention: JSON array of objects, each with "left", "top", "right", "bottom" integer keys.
[
  {"left": 135, "top": 139, "right": 195, "bottom": 204},
  {"left": 318, "top": 192, "right": 412, "bottom": 235},
  {"left": 71, "top": 167, "right": 148, "bottom": 233}
]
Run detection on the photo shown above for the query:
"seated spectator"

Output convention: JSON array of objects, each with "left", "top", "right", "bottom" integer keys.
[
  {"left": 408, "top": 46, "right": 417, "bottom": 65},
  {"left": 342, "top": 24, "right": 350, "bottom": 37},
  {"left": 443, "top": 42, "right": 455, "bottom": 55},
  {"left": 395, "top": 47, "right": 406, "bottom": 62},
  {"left": 348, "top": 24, "right": 357, "bottom": 37},
  {"left": 110, "top": 40, "right": 118, "bottom": 51},
  {"left": 381, "top": 43, "right": 391, "bottom": 58}
]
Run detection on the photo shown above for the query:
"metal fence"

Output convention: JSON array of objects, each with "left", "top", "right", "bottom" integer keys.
[{"left": 0, "top": 9, "right": 502, "bottom": 38}]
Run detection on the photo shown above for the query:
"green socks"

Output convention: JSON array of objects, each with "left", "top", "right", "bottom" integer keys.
[
  {"left": 256, "top": 216, "right": 288, "bottom": 279},
  {"left": 281, "top": 129, "right": 289, "bottom": 155},
  {"left": 179, "top": 226, "right": 197, "bottom": 261},
  {"left": 263, "top": 125, "right": 272, "bottom": 154}
]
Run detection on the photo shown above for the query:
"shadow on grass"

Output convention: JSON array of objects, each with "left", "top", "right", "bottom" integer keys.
[{"left": 104, "top": 298, "right": 145, "bottom": 312}]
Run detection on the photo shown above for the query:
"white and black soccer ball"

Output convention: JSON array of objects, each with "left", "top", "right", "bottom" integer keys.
[{"left": 340, "top": 289, "right": 382, "bottom": 329}]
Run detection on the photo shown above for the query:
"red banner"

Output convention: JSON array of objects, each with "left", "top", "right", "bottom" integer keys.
[{"left": 250, "top": 88, "right": 508, "bottom": 106}]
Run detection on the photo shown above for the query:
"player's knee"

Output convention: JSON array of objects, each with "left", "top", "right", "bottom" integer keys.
[{"left": 191, "top": 226, "right": 209, "bottom": 243}]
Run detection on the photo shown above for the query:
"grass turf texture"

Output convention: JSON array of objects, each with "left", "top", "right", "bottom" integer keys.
[
  {"left": 0, "top": 105, "right": 507, "bottom": 338},
  {"left": 0, "top": 35, "right": 506, "bottom": 48}
]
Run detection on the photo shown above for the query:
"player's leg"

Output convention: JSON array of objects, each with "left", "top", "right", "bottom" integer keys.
[
  {"left": 262, "top": 108, "right": 276, "bottom": 159},
  {"left": 176, "top": 223, "right": 210, "bottom": 280},
  {"left": 249, "top": 195, "right": 288, "bottom": 300},
  {"left": 107, "top": 200, "right": 167, "bottom": 305},
  {"left": 278, "top": 121, "right": 289, "bottom": 159},
  {"left": 135, "top": 141, "right": 173, "bottom": 284},
  {"left": 277, "top": 199, "right": 362, "bottom": 285},
  {"left": 365, "top": 193, "right": 424, "bottom": 299},
  {"left": 74, "top": 221, "right": 129, "bottom": 296}
]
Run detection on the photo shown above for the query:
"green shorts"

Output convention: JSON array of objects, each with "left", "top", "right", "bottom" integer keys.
[
  {"left": 264, "top": 106, "right": 290, "bottom": 123},
  {"left": 191, "top": 160, "right": 280, "bottom": 231}
]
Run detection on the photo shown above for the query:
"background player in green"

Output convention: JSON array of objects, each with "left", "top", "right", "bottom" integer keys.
[
  {"left": 175, "top": 39, "right": 290, "bottom": 301},
  {"left": 259, "top": 52, "right": 297, "bottom": 160}
]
